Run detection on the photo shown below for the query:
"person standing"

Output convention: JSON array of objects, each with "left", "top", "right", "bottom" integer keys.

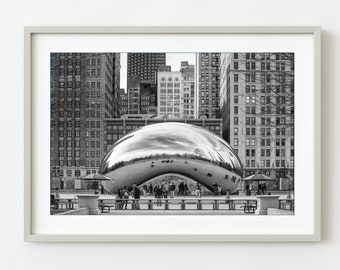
[
  {"left": 218, "top": 185, "right": 222, "bottom": 196},
  {"left": 213, "top": 183, "right": 218, "bottom": 196},
  {"left": 195, "top": 183, "right": 201, "bottom": 198},
  {"left": 163, "top": 182, "right": 169, "bottom": 198},
  {"left": 115, "top": 189, "right": 122, "bottom": 210},
  {"left": 184, "top": 182, "right": 188, "bottom": 196},
  {"left": 178, "top": 182, "right": 183, "bottom": 196},
  {"left": 170, "top": 181, "right": 176, "bottom": 198},
  {"left": 121, "top": 186, "right": 130, "bottom": 210},
  {"left": 132, "top": 184, "right": 141, "bottom": 210},
  {"left": 155, "top": 185, "right": 163, "bottom": 206},
  {"left": 148, "top": 183, "right": 153, "bottom": 196}
]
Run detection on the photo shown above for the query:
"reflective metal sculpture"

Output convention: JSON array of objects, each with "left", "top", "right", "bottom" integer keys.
[{"left": 100, "top": 122, "right": 243, "bottom": 194}]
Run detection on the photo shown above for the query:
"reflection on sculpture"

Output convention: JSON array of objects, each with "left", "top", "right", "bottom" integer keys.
[{"left": 100, "top": 122, "right": 243, "bottom": 194}]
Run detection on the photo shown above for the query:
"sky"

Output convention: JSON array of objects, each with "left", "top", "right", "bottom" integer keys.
[{"left": 120, "top": 53, "right": 196, "bottom": 91}]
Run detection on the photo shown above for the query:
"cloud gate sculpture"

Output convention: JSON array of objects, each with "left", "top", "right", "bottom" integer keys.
[{"left": 100, "top": 122, "right": 243, "bottom": 195}]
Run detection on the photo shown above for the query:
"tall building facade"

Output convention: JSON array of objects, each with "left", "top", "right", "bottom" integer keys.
[
  {"left": 50, "top": 53, "right": 120, "bottom": 189},
  {"left": 140, "top": 80, "right": 157, "bottom": 114},
  {"left": 180, "top": 61, "right": 197, "bottom": 119},
  {"left": 119, "top": 89, "right": 128, "bottom": 115},
  {"left": 127, "top": 53, "right": 166, "bottom": 89},
  {"left": 219, "top": 52, "right": 294, "bottom": 180},
  {"left": 126, "top": 80, "right": 157, "bottom": 115},
  {"left": 198, "top": 53, "right": 221, "bottom": 119},
  {"left": 157, "top": 70, "right": 182, "bottom": 118}
]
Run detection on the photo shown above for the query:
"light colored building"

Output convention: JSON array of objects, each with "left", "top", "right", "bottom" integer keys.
[
  {"left": 219, "top": 52, "right": 294, "bottom": 181},
  {"left": 180, "top": 61, "right": 197, "bottom": 119},
  {"left": 157, "top": 70, "right": 182, "bottom": 119}
]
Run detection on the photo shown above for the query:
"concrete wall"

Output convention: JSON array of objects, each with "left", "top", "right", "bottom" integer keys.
[{"left": 1, "top": 0, "right": 339, "bottom": 270}]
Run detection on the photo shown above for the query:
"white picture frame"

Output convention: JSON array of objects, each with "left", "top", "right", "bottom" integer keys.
[{"left": 24, "top": 26, "right": 321, "bottom": 242}]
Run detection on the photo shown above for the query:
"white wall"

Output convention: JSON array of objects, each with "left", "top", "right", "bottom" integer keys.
[{"left": 0, "top": 0, "right": 339, "bottom": 269}]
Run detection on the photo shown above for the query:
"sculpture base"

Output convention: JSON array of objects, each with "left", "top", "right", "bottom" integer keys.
[
  {"left": 255, "top": 195, "right": 280, "bottom": 215},
  {"left": 77, "top": 195, "right": 100, "bottom": 215}
]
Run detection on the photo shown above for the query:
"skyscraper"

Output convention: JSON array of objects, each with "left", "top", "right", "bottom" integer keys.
[
  {"left": 50, "top": 53, "right": 120, "bottom": 189},
  {"left": 127, "top": 53, "right": 166, "bottom": 89},
  {"left": 198, "top": 53, "right": 221, "bottom": 118},
  {"left": 219, "top": 52, "right": 294, "bottom": 180},
  {"left": 180, "top": 61, "right": 197, "bottom": 119}
]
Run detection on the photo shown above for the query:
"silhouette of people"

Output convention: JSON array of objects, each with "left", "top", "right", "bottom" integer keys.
[
  {"left": 132, "top": 184, "right": 141, "bottom": 210},
  {"left": 155, "top": 185, "right": 163, "bottom": 206},
  {"left": 121, "top": 186, "right": 129, "bottom": 209}
]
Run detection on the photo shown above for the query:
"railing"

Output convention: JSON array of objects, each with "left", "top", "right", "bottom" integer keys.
[
  {"left": 51, "top": 199, "right": 79, "bottom": 210},
  {"left": 97, "top": 198, "right": 258, "bottom": 213}
]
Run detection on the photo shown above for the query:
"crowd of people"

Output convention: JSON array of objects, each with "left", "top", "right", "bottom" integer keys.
[{"left": 114, "top": 181, "right": 208, "bottom": 209}]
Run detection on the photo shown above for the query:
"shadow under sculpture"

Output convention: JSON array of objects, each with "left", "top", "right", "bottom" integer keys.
[{"left": 100, "top": 122, "right": 243, "bottom": 195}]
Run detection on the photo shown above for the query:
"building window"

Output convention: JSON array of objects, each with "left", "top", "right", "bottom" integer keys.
[
  {"left": 234, "top": 138, "right": 239, "bottom": 146},
  {"left": 234, "top": 117, "right": 238, "bottom": 125},
  {"left": 261, "top": 149, "right": 265, "bottom": 157}
]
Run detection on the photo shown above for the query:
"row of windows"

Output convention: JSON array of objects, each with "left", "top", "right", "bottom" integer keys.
[
  {"left": 159, "top": 88, "right": 180, "bottom": 93},
  {"left": 243, "top": 159, "right": 294, "bottom": 168},
  {"left": 85, "top": 121, "right": 101, "bottom": 128},
  {"left": 86, "top": 58, "right": 101, "bottom": 66},
  {"left": 86, "top": 69, "right": 101, "bottom": 77},
  {"left": 159, "top": 95, "right": 181, "bottom": 100},
  {"left": 58, "top": 141, "right": 80, "bottom": 147},
  {"left": 85, "top": 151, "right": 101, "bottom": 158},
  {"left": 85, "top": 110, "right": 101, "bottom": 118},
  {"left": 85, "top": 141, "right": 101, "bottom": 148},
  {"left": 59, "top": 131, "right": 80, "bottom": 137},
  {"left": 159, "top": 107, "right": 181, "bottom": 112},
  {"left": 85, "top": 161, "right": 101, "bottom": 168},
  {"left": 86, "top": 81, "right": 101, "bottom": 88},
  {"left": 85, "top": 131, "right": 101, "bottom": 138},
  {"left": 85, "top": 101, "right": 101, "bottom": 108},
  {"left": 234, "top": 136, "right": 293, "bottom": 148}
]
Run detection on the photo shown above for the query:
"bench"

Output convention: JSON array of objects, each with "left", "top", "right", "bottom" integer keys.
[
  {"left": 98, "top": 199, "right": 117, "bottom": 213},
  {"left": 240, "top": 201, "right": 257, "bottom": 214}
]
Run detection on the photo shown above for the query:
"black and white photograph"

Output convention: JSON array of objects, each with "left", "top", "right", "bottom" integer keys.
[{"left": 50, "top": 52, "right": 295, "bottom": 216}]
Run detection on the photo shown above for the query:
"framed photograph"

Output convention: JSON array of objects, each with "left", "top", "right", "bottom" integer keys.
[{"left": 24, "top": 26, "right": 321, "bottom": 242}]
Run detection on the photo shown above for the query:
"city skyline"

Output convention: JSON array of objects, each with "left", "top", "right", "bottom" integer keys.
[
  {"left": 50, "top": 52, "right": 294, "bottom": 197},
  {"left": 120, "top": 53, "right": 196, "bottom": 91}
]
